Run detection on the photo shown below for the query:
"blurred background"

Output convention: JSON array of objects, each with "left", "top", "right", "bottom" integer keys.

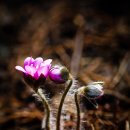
[{"left": 0, "top": 0, "right": 130, "bottom": 130}]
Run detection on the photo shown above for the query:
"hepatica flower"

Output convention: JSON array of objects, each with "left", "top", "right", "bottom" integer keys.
[
  {"left": 15, "top": 57, "right": 52, "bottom": 87},
  {"left": 78, "top": 81, "right": 104, "bottom": 99},
  {"left": 49, "top": 65, "right": 69, "bottom": 84}
]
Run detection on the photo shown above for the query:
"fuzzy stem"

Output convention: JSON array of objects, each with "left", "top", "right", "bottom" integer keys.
[
  {"left": 56, "top": 76, "right": 73, "bottom": 130},
  {"left": 74, "top": 92, "right": 80, "bottom": 130},
  {"left": 37, "top": 88, "right": 50, "bottom": 130}
]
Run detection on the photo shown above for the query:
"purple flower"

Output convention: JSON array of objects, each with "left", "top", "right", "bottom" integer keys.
[
  {"left": 49, "top": 65, "right": 69, "bottom": 83},
  {"left": 15, "top": 57, "right": 52, "bottom": 80}
]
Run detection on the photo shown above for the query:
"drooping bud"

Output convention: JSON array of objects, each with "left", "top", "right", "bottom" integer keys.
[
  {"left": 49, "top": 65, "right": 70, "bottom": 83},
  {"left": 78, "top": 81, "right": 104, "bottom": 99}
]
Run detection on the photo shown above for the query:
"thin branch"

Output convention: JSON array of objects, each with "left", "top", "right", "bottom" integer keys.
[
  {"left": 125, "top": 120, "right": 130, "bottom": 130},
  {"left": 105, "top": 89, "right": 130, "bottom": 104},
  {"left": 111, "top": 52, "right": 130, "bottom": 88}
]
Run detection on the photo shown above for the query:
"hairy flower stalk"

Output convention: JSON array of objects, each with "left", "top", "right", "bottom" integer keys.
[
  {"left": 56, "top": 77, "right": 73, "bottom": 130},
  {"left": 15, "top": 57, "right": 52, "bottom": 130},
  {"left": 37, "top": 88, "right": 50, "bottom": 130},
  {"left": 74, "top": 91, "right": 80, "bottom": 130},
  {"left": 75, "top": 81, "right": 104, "bottom": 130},
  {"left": 48, "top": 65, "right": 72, "bottom": 130}
]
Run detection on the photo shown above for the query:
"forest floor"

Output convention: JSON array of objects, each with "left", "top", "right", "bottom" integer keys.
[{"left": 0, "top": 1, "right": 130, "bottom": 130}]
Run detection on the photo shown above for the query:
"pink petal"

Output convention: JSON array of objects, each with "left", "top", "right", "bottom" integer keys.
[
  {"left": 49, "top": 68, "right": 63, "bottom": 81},
  {"left": 24, "top": 57, "right": 34, "bottom": 67},
  {"left": 41, "top": 59, "right": 52, "bottom": 67},
  {"left": 15, "top": 66, "right": 26, "bottom": 73},
  {"left": 33, "top": 57, "right": 43, "bottom": 68},
  {"left": 25, "top": 65, "right": 37, "bottom": 77},
  {"left": 38, "top": 66, "right": 49, "bottom": 78},
  {"left": 33, "top": 71, "right": 39, "bottom": 80}
]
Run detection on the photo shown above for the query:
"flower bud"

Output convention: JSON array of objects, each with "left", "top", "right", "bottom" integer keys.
[
  {"left": 78, "top": 81, "right": 104, "bottom": 99},
  {"left": 49, "top": 65, "right": 69, "bottom": 83}
]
